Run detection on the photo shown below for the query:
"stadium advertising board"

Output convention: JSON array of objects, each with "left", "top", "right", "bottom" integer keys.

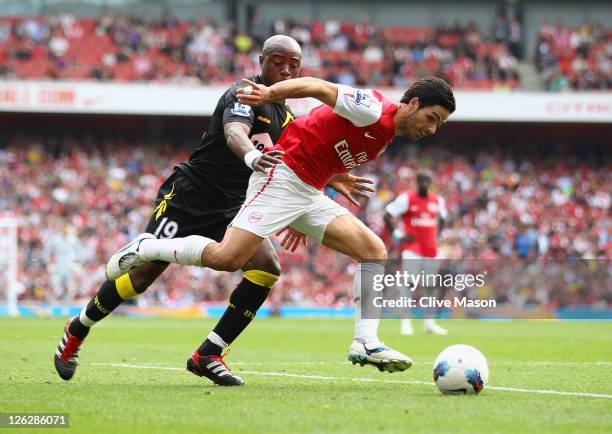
[{"left": 0, "top": 80, "right": 610, "bottom": 122}]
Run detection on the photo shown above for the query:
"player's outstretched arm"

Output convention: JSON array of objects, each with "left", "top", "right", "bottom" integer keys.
[
  {"left": 223, "top": 121, "right": 284, "bottom": 173},
  {"left": 237, "top": 77, "right": 338, "bottom": 108}
]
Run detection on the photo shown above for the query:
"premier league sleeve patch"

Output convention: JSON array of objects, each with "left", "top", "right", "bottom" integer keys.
[
  {"left": 334, "top": 85, "right": 383, "bottom": 127},
  {"left": 230, "top": 102, "right": 252, "bottom": 117},
  {"left": 354, "top": 90, "right": 371, "bottom": 107}
]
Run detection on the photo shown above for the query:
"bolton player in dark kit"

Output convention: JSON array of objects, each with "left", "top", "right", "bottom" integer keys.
[
  {"left": 56, "top": 35, "right": 371, "bottom": 386},
  {"left": 55, "top": 35, "right": 317, "bottom": 386}
]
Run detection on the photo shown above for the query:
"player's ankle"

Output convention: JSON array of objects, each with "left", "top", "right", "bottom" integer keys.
[
  {"left": 198, "top": 339, "right": 223, "bottom": 357},
  {"left": 68, "top": 317, "right": 90, "bottom": 340},
  {"left": 353, "top": 335, "right": 380, "bottom": 345}
]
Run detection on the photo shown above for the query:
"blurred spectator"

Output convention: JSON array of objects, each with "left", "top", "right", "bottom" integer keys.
[
  {"left": 536, "top": 21, "right": 611, "bottom": 91},
  {"left": 0, "top": 13, "right": 532, "bottom": 90},
  {"left": 3, "top": 13, "right": 609, "bottom": 91},
  {"left": 48, "top": 29, "right": 69, "bottom": 59},
  {"left": 1, "top": 134, "right": 609, "bottom": 308}
]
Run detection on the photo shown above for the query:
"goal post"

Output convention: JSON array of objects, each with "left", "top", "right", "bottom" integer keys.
[{"left": 0, "top": 217, "right": 19, "bottom": 317}]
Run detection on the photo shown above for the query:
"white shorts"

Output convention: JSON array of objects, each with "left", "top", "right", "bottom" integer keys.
[
  {"left": 401, "top": 249, "right": 441, "bottom": 285},
  {"left": 231, "top": 164, "right": 350, "bottom": 242}
]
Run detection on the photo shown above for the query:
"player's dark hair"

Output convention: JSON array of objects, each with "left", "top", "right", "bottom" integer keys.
[
  {"left": 401, "top": 77, "right": 456, "bottom": 113},
  {"left": 417, "top": 169, "right": 433, "bottom": 180}
]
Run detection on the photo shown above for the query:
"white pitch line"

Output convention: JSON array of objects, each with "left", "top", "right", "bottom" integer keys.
[
  {"left": 416, "top": 360, "right": 612, "bottom": 367},
  {"left": 233, "top": 360, "right": 612, "bottom": 367},
  {"left": 88, "top": 360, "right": 612, "bottom": 367},
  {"left": 483, "top": 361, "right": 612, "bottom": 367},
  {"left": 90, "top": 362, "right": 612, "bottom": 399},
  {"left": 486, "top": 385, "right": 612, "bottom": 399},
  {"left": 233, "top": 361, "right": 333, "bottom": 366}
]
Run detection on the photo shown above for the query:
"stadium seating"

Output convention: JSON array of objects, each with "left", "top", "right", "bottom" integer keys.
[
  {"left": 1, "top": 136, "right": 609, "bottom": 305},
  {"left": 3, "top": 15, "right": 610, "bottom": 90},
  {"left": 536, "top": 21, "right": 611, "bottom": 91},
  {"left": 0, "top": 14, "right": 528, "bottom": 89}
]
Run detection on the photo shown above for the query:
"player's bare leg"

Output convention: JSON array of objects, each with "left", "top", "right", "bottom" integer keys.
[
  {"left": 321, "top": 214, "right": 413, "bottom": 373},
  {"left": 105, "top": 213, "right": 411, "bottom": 374},
  {"left": 106, "top": 227, "right": 263, "bottom": 280},
  {"left": 201, "top": 227, "right": 265, "bottom": 271}
]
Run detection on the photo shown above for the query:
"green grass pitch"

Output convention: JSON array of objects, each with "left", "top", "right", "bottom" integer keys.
[{"left": 2, "top": 317, "right": 611, "bottom": 433}]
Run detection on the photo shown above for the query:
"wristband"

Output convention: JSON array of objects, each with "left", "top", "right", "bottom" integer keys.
[{"left": 244, "top": 149, "right": 263, "bottom": 170}]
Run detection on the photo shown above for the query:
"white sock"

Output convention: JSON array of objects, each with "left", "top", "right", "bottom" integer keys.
[
  {"left": 424, "top": 318, "right": 437, "bottom": 328},
  {"left": 353, "top": 262, "right": 385, "bottom": 344},
  {"left": 139, "top": 235, "right": 213, "bottom": 266},
  {"left": 79, "top": 307, "right": 96, "bottom": 327},
  {"left": 207, "top": 331, "right": 229, "bottom": 350}
]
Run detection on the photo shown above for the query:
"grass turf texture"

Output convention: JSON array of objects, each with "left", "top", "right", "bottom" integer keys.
[{"left": 2, "top": 317, "right": 611, "bottom": 434}]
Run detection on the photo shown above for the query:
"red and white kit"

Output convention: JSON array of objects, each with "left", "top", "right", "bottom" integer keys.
[
  {"left": 231, "top": 85, "right": 398, "bottom": 241},
  {"left": 386, "top": 190, "right": 448, "bottom": 259},
  {"left": 386, "top": 191, "right": 447, "bottom": 279}
]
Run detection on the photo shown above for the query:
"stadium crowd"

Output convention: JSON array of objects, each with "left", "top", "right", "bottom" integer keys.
[
  {"left": 1, "top": 135, "right": 609, "bottom": 308},
  {"left": 536, "top": 21, "right": 611, "bottom": 91},
  {"left": 0, "top": 12, "right": 535, "bottom": 89}
]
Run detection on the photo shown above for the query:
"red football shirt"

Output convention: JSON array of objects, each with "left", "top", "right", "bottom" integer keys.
[
  {"left": 271, "top": 85, "right": 397, "bottom": 190},
  {"left": 385, "top": 191, "right": 448, "bottom": 258}
]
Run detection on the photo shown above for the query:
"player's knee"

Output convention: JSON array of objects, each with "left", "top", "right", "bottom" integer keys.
[
  {"left": 220, "top": 255, "right": 249, "bottom": 272},
  {"left": 128, "top": 269, "right": 155, "bottom": 293},
  {"left": 255, "top": 256, "right": 281, "bottom": 277},
  {"left": 358, "top": 236, "right": 387, "bottom": 262},
  {"left": 206, "top": 244, "right": 250, "bottom": 272},
  {"left": 128, "top": 262, "right": 167, "bottom": 293}
]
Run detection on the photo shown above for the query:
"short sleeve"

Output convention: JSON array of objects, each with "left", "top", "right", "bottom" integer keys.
[
  {"left": 222, "top": 86, "right": 255, "bottom": 127},
  {"left": 333, "top": 85, "right": 383, "bottom": 127},
  {"left": 438, "top": 196, "right": 448, "bottom": 220},
  {"left": 385, "top": 193, "right": 410, "bottom": 217}
]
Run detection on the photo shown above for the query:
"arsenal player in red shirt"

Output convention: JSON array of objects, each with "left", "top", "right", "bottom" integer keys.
[
  {"left": 107, "top": 76, "right": 455, "bottom": 380},
  {"left": 384, "top": 170, "right": 450, "bottom": 335}
]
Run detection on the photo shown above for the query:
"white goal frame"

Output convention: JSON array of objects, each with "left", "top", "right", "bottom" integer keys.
[{"left": 0, "top": 217, "right": 19, "bottom": 316}]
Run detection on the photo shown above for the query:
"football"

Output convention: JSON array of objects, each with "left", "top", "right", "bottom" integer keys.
[{"left": 433, "top": 344, "right": 489, "bottom": 395}]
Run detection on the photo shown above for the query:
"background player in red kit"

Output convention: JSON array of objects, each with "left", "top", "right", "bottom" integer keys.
[
  {"left": 106, "top": 76, "right": 456, "bottom": 378},
  {"left": 384, "top": 170, "right": 450, "bottom": 335}
]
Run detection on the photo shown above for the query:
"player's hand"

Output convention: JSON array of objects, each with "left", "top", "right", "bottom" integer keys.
[
  {"left": 327, "top": 173, "right": 375, "bottom": 207},
  {"left": 276, "top": 227, "right": 308, "bottom": 252},
  {"left": 236, "top": 78, "right": 273, "bottom": 106},
  {"left": 252, "top": 150, "right": 284, "bottom": 173}
]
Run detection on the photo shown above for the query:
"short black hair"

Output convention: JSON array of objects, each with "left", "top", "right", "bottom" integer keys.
[
  {"left": 400, "top": 77, "right": 456, "bottom": 113},
  {"left": 416, "top": 169, "right": 433, "bottom": 180}
]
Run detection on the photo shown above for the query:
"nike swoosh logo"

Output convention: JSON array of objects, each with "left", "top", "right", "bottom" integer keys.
[{"left": 364, "top": 131, "right": 376, "bottom": 139}]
